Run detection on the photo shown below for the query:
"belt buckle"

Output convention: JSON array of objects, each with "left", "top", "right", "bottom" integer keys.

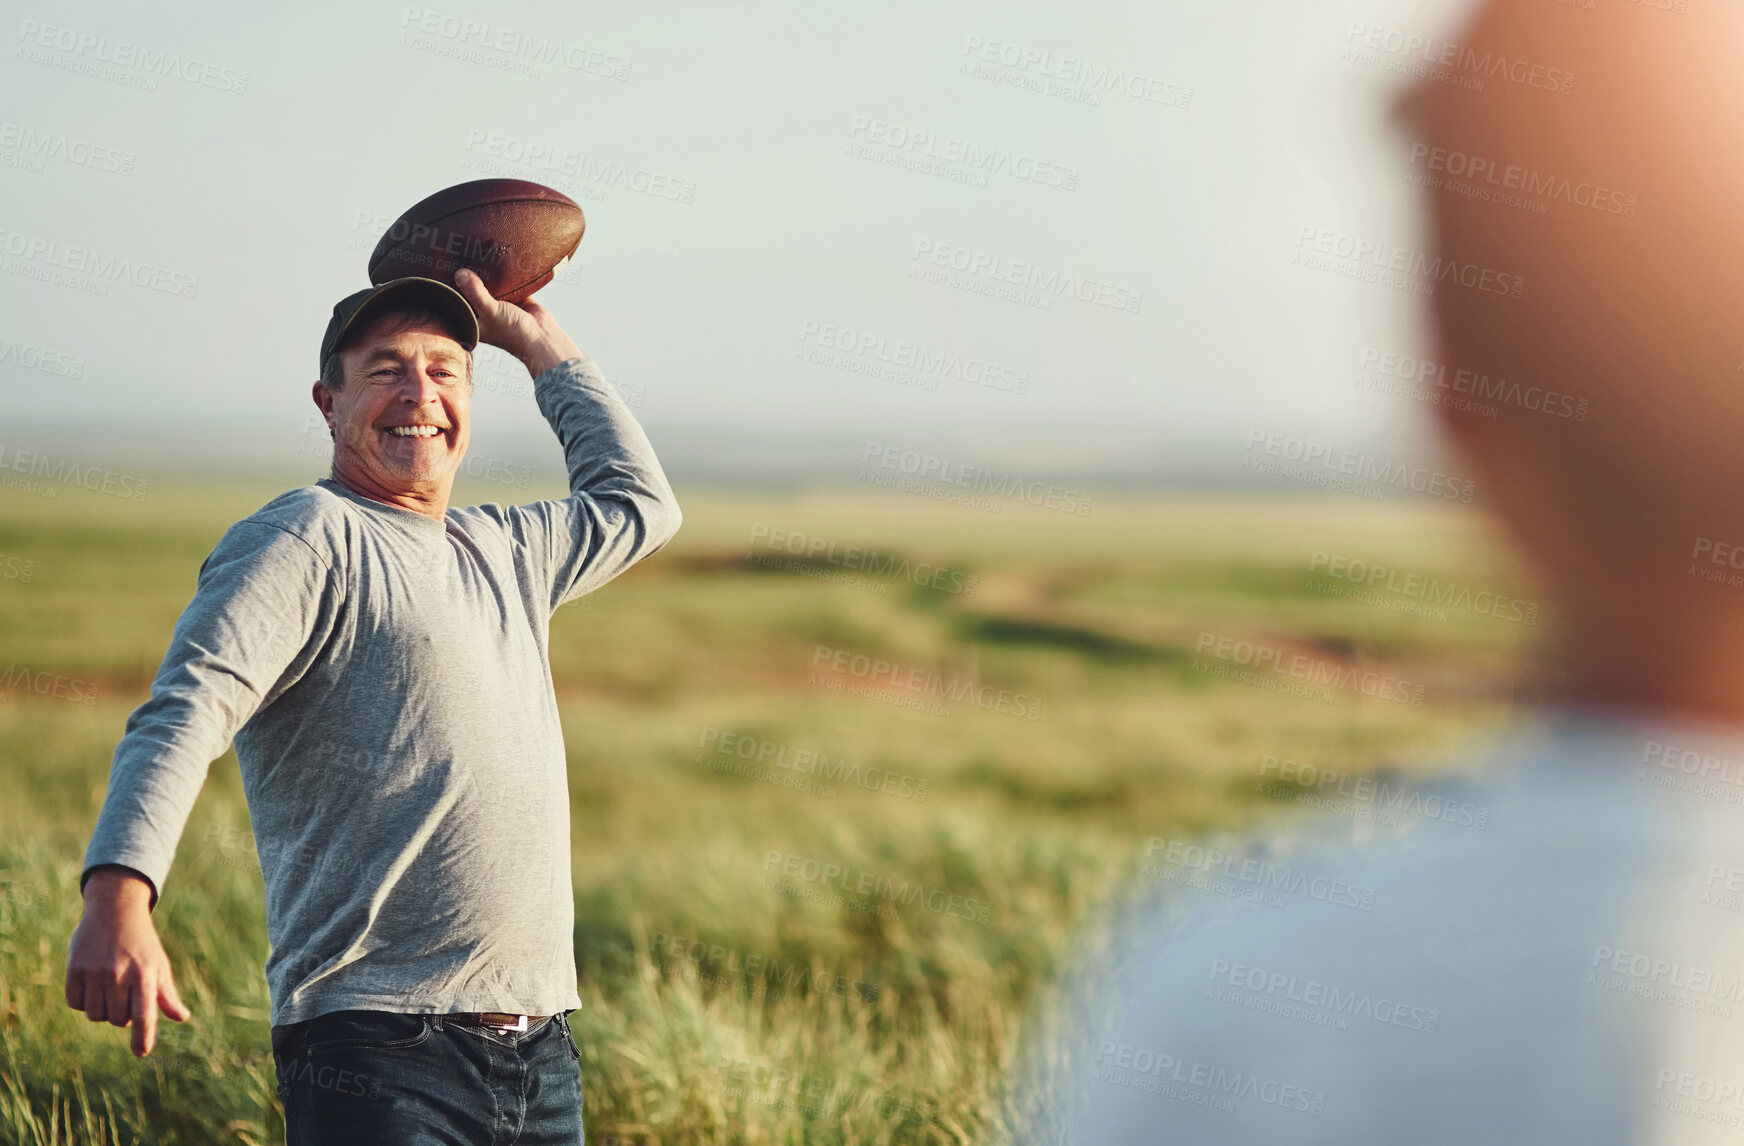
[{"left": 487, "top": 1014, "right": 529, "bottom": 1033}]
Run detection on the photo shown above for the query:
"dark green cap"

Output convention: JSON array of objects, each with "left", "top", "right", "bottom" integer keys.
[{"left": 319, "top": 276, "right": 479, "bottom": 375}]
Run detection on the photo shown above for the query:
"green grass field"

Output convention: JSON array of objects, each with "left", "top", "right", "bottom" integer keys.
[{"left": 0, "top": 477, "right": 1539, "bottom": 1145}]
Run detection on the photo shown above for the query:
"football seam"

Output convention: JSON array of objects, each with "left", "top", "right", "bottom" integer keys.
[
  {"left": 366, "top": 198, "right": 584, "bottom": 276},
  {"left": 411, "top": 196, "right": 582, "bottom": 230},
  {"left": 371, "top": 246, "right": 581, "bottom": 299},
  {"left": 507, "top": 236, "right": 583, "bottom": 296}
]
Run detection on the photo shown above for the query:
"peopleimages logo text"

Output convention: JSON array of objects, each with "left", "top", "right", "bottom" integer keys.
[
  {"left": 761, "top": 850, "right": 992, "bottom": 924},
  {"left": 1294, "top": 227, "right": 1525, "bottom": 298},
  {"left": 1195, "top": 632, "right": 1425, "bottom": 707},
  {"left": 0, "top": 228, "right": 199, "bottom": 299},
  {"left": 1243, "top": 431, "right": 1475, "bottom": 502},
  {"left": 0, "top": 444, "right": 148, "bottom": 500},
  {"left": 1142, "top": 836, "right": 1378, "bottom": 910},
  {"left": 15, "top": 19, "right": 250, "bottom": 93},
  {"left": 911, "top": 240, "right": 1143, "bottom": 313},
  {"left": 1258, "top": 755, "right": 1489, "bottom": 829},
  {"left": 751, "top": 524, "right": 977, "bottom": 595},
  {"left": 861, "top": 442, "right": 1092, "bottom": 517},
  {"left": 1207, "top": 959, "right": 1441, "bottom": 1033},
  {"left": 1344, "top": 22, "right": 1574, "bottom": 94},
  {"left": 1309, "top": 551, "right": 1539, "bottom": 625},
  {"left": 811, "top": 644, "right": 1044, "bottom": 720},
  {"left": 1092, "top": 1041, "right": 1326, "bottom": 1114},
  {"left": 1408, "top": 144, "right": 1636, "bottom": 217},
  {"left": 1360, "top": 348, "right": 1588, "bottom": 421}
]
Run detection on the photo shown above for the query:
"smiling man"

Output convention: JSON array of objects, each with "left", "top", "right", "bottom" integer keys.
[{"left": 65, "top": 270, "right": 680, "bottom": 1144}]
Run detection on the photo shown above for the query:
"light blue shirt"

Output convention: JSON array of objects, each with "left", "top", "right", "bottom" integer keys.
[{"left": 1030, "top": 710, "right": 1744, "bottom": 1144}]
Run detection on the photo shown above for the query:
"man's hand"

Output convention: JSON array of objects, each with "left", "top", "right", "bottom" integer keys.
[
  {"left": 452, "top": 268, "right": 582, "bottom": 378},
  {"left": 65, "top": 867, "right": 190, "bottom": 1057}
]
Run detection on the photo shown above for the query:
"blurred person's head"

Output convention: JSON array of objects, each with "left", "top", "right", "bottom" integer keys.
[{"left": 1400, "top": 0, "right": 1744, "bottom": 720}]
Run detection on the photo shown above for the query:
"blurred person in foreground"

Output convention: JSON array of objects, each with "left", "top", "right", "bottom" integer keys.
[
  {"left": 63, "top": 268, "right": 680, "bottom": 1143},
  {"left": 1027, "top": 1, "right": 1744, "bottom": 1142}
]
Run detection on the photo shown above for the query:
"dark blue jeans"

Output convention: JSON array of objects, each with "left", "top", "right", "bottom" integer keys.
[{"left": 272, "top": 1010, "right": 584, "bottom": 1145}]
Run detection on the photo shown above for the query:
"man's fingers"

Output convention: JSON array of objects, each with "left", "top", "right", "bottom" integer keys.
[
  {"left": 132, "top": 976, "right": 156, "bottom": 1056},
  {"left": 65, "top": 967, "right": 87, "bottom": 1012},
  {"left": 105, "top": 979, "right": 132, "bottom": 1028},
  {"left": 452, "top": 267, "right": 498, "bottom": 314},
  {"left": 158, "top": 970, "right": 191, "bottom": 1022},
  {"left": 85, "top": 978, "right": 117, "bottom": 1024},
  {"left": 82, "top": 974, "right": 111, "bottom": 1023}
]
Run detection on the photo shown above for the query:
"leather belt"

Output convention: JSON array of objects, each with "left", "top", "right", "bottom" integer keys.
[{"left": 450, "top": 1012, "right": 548, "bottom": 1032}]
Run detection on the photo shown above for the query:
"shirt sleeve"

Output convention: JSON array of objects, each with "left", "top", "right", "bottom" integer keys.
[
  {"left": 472, "top": 353, "right": 683, "bottom": 616},
  {"left": 81, "top": 521, "right": 340, "bottom": 908}
]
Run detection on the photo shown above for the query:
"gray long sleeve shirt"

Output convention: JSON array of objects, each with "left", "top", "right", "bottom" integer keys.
[{"left": 82, "top": 354, "right": 681, "bottom": 1026}]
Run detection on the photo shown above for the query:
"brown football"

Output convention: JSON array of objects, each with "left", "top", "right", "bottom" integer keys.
[{"left": 367, "top": 179, "right": 585, "bottom": 303}]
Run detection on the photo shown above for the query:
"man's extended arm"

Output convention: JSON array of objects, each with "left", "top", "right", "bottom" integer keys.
[{"left": 66, "top": 521, "right": 335, "bottom": 1054}]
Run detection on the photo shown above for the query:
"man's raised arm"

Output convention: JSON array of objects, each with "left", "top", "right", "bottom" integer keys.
[{"left": 452, "top": 268, "right": 682, "bottom": 612}]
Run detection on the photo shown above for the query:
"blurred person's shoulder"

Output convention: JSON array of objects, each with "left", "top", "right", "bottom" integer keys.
[{"left": 1037, "top": 711, "right": 1744, "bottom": 1145}]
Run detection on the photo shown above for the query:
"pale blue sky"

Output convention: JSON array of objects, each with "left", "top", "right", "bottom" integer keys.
[{"left": 1, "top": 0, "right": 1474, "bottom": 483}]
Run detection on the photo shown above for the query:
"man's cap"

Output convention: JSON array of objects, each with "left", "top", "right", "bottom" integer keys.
[{"left": 319, "top": 277, "right": 480, "bottom": 375}]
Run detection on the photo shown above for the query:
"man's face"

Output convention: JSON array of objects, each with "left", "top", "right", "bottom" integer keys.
[{"left": 315, "top": 311, "right": 472, "bottom": 497}]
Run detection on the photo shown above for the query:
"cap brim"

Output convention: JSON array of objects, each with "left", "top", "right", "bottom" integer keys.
[{"left": 331, "top": 277, "right": 481, "bottom": 363}]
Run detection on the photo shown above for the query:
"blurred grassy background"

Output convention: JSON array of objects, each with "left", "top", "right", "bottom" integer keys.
[{"left": 0, "top": 478, "right": 1538, "bottom": 1145}]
